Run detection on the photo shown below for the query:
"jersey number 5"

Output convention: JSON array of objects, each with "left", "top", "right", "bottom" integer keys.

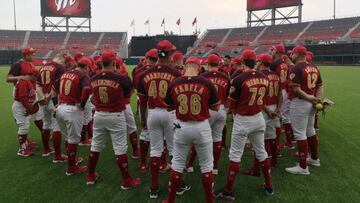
[{"left": 99, "top": 87, "right": 109, "bottom": 104}]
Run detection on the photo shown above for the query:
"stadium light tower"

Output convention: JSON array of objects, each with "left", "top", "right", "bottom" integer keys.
[
  {"left": 13, "top": 0, "right": 17, "bottom": 30},
  {"left": 333, "top": 0, "right": 336, "bottom": 19}
]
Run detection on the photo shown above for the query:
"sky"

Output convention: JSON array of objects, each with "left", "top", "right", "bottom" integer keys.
[{"left": 0, "top": 0, "right": 359, "bottom": 38}]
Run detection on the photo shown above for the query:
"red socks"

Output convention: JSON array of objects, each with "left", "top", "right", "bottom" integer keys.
[
  {"left": 222, "top": 125, "right": 227, "bottom": 147},
  {"left": 166, "top": 170, "right": 183, "bottom": 203},
  {"left": 260, "top": 159, "right": 272, "bottom": 188},
  {"left": 213, "top": 142, "right": 222, "bottom": 170},
  {"left": 18, "top": 134, "right": 27, "bottom": 149},
  {"left": 129, "top": 132, "right": 139, "bottom": 153},
  {"left": 225, "top": 161, "right": 240, "bottom": 192},
  {"left": 116, "top": 154, "right": 131, "bottom": 180},
  {"left": 202, "top": 172, "right": 215, "bottom": 203},
  {"left": 67, "top": 143, "right": 78, "bottom": 167},
  {"left": 88, "top": 151, "right": 100, "bottom": 174},
  {"left": 307, "top": 135, "right": 318, "bottom": 160},
  {"left": 186, "top": 145, "right": 197, "bottom": 168},
  {"left": 150, "top": 157, "right": 160, "bottom": 189},
  {"left": 42, "top": 129, "right": 51, "bottom": 150},
  {"left": 297, "top": 140, "right": 308, "bottom": 169},
  {"left": 140, "top": 140, "right": 149, "bottom": 165},
  {"left": 34, "top": 120, "right": 43, "bottom": 132},
  {"left": 284, "top": 123, "right": 294, "bottom": 145},
  {"left": 52, "top": 131, "right": 62, "bottom": 157}
]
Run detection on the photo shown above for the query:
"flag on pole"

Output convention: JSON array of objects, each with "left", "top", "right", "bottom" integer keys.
[
  {"left": 130, "top": 20, "right": 135, "bottom": 27},
  {"left": 161, "top": 19, "right": 165, "bottom": 27},
  {"left": 192, "top": 17, "right": 197, "bottom": 26},
  {"left": 176, "top": 18, "right": 181, "bottom": 26},
  {"left": 144, "top": 19, "right": 150, "bottom": 25}
]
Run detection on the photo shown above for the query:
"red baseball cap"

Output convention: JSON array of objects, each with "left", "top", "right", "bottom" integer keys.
[
  {"left": 78, "top": 58, "right": 93, "bottom": 67},
  {"left": 102, "top": 49, "right": 117, "bottom": 62},
  {"left": 22, "top": 47, "right": 36, "bottom": 56},
  {"left": 306, "top": 51, "right": 314, "bottom": 62},
  {"left": 282, "top": 55, "right": 289, "bottom": 61},
  {"left": 115, "top": 57, "right": 124, "bottom": 66},
  {"left": 258, "top": 54, "right": 273, "bottom": 64},
  {"left": 65, "top": 55, "right": 74, "bottom": 63},
  {"left": 233, "top": 56, "right": 243, "bottom": 65},
  {"left": 292, "top": 45, "right": 307, "bottom": 55},
  {"left": 271, "top": 44, "right": 286, "bottom": 54},
  {"left": 157, "top": 40, "right": 175, "bottom": 52},
  {"left": 207, "top": 54, "right": 221, "bottom": 65},
  {"left": 185, "top": 56, "right": 201, "bottom": 66},
  {"left": 172, "top": 51, "right": 184, "bottom": 60},
  {"left": 145, "top": 49, "right": 158, "bottom": 59},
  {"left": 93, "top": 55, "right": 102, "bottom": 62},
  {"left": 74, "top": 52, "right": 85, "bottom": 62},
  {"left": 242, "top": 49, "right": 257, "bottom": 60}
]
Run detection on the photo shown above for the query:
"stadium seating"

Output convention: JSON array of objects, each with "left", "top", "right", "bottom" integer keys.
[
  {"left": 0, "top": 30, "right": 26, "bottom": 49},
  {"left": 225, "top": 27, "right": 264, "bottom": 46},
  {"left": 199, "top": 29, "right": 229, "bottom": 47},
  {"left": 258, "top": 23, "right": 309, "bottom": 44}
]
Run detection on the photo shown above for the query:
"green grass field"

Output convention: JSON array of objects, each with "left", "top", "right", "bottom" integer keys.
[{"left": 0, "top": 65, "right": 359, "bottom": 203}]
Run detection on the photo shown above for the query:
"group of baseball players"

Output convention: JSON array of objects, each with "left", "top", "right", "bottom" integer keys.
[{"left": 7, "top": 40, "right": 323, "bottom": 203}]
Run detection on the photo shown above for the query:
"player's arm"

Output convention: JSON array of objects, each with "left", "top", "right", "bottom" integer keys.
[
  {"left": 6, "top": 64, "right": 27, "bottom": 83},
  {"left": 293, "top": 86, "right": 319, "bottom": 104},
  {"left": 79, "top": 77, "right": 92, "bottom": 109},
  {"left": 208, "top": 82, "right": 221, "bottom": 111},
  {"left": 275, "top": 84, "right": 283, "bottom": 115},
  {"left": 165, "top": 82, "right": 175, "bottom": 111},
  {"left": 315, "top": 72, "right": 324, "bottom": 100},
  {"left": 136, "top": 78, "right": 149, "bottom": 128},
  {"left": 227, "top": 79, "right": 240, "bottom": 111}
]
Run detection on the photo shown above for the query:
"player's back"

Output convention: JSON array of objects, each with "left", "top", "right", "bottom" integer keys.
[
  {"left": 137, "top": 64, "right": 181, "bottom": 109},
  {"left": 55, "top": 70, "right": 90, "bottom": 104},
  {"left": 270, "top": 58, "right": 288, "bottom": 89},
  {"left": 38, "top": 62, "right": 65, "bottom": 94},
  {"left": 201, "top": 70, "right": 230, "bottom": 104},
  {"left": 230, "top": 70, "right": 269, "bottom": 116},
  {"left": 166, "top": 75, "right": 219, "bottom": 122},
  {"left": 90, "top": 71, "right": 132, "bottom": 112},
  {"left": 14, "top": 79, "right": 36, "bottom": 103},
  {"left": 261, "top": 69, "right": 280, "bottom": 106}
]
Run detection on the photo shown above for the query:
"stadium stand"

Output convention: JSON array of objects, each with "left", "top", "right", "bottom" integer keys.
[{"left": 0, "top": 30, "right": 127, "bottom": 58}]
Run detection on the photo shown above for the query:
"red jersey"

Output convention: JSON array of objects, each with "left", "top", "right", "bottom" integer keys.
[
  {"left": 133, "top": 66, "right": 148, "bottom": 88},
  {"left": 90, "top": 71, "right": 132, "bottom": 112},
  {"left": 270, "top": 59, "right": 288, "bottom": 89},
  {"left": 261, "top": 69, "right": 281, "bottom": 106},
  {"left": 228, "top": 69, "right": 269, "bottom": 116},
  {"left": 288, "top": 62, "right": 322, "bottom": 99},
  {"left": 114, "top": 70, "right": 131, "bottom": 105},
  {"left": 223, "top": 65, "right": 234, "bottom": 78},
  {"left": 201, "top": 70, "right": 230, "bottom": 104},
  {"left": 14, "top": 79, "right": 37, "bottom": 109},
  {"left": 53, "top": 70, "right": 91, "bottom": 105},
  {"left": 37, "top": 62, "right": 65, "bottom": 94},
  {"left": 8, "top": 60, "right": 36, "bottom": 85},
  {"left": 231, "top": 69, "right": 244, "bottom": 80},
  {"left": 137, "top": 64, "right": 182, "bottom": 109},
  {"left": 165, "top": 76, "right": 219, "bottom": 122}
]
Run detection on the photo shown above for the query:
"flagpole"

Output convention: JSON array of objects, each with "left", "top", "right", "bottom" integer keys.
[
  {"left": 133, "top": 21, "right": 136, "bottom": 36},
  {"left": 164, "top": 20, "right": 166, "bottom": 35},
  {"left": 179, "top": 19, "right": 181, "bottom": 35},
  {"left": 148, "top": 21, "right": 150, "bottom": 36}
]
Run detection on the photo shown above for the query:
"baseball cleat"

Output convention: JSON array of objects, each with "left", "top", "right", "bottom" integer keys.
[
  {"left": 138, "top": 163, "right": 147, "bottom": 173},
  {"left": 280, "top": 143, "right": 295, "bottom": 150},
  {"left": 176, "top": 182, "right": 191, "bottom": 195},
  {"left": 149, "top": 188, "right": 159, "bottom": 199},
  {"left": 160, "top": 163, "right": 170, "bottom": 173},
  {"left": 87, "top": 173, "right": 99, "bottom": 185},
  {"left": 241, "top": 168, "right": 261, "bottom": 177},
  {"left": 79, "top": 139, "right": 92, "bottom": 146},
  {"left": 131, "top": 149, "right": 141, "bottom": 159},
  {"left": 307, "top": 158, "right": 321, "bottom": 167},
  {"left": 17, "top": 149, "right": 33, "bottom": 157},
  {"left": 66, "top": 165, "right": 88, "bottom": 176},
  {"left": 121, "top": 178, "right": 141, "bottom": 190},
  {"left": 53, "top": 154, "right": 68, "bottom": 163},
  {"left": 213, "top": 169, "right": 218, "bottom": 175},
  {"left": 185, "top": 166, "right": 194, "bottom": 173},
  {"left": 42, "top": 147, "right": 55, "bottom": 157},
  {"left": 264, "top": 186, "right": 274, "bottom": 196},
  {"left": 75, "top": 156, "right": 84, "bottom": 165},
  {"left": 285, "top": 164, "right": 310, "bottom": 175},
  {"left": 215, "top": 188, "right": 235, "bottom": 201}
]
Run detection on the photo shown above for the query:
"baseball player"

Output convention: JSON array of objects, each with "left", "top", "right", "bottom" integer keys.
[
  {"left": 222, "top": 55, "right": 234, "bottom": 77},
  {"left": 215, "top": 50, "right": 273, "bottom": 201},
  {"left": 171, "top": 51, "right": 185, "bottom": 75},
  {"left": 46, "top": 57, "right": 92, "bottom": 175},
  {"left": 86, "top": 50, "right": 141, "bottom": 189},
  {"left": 133, "top": 49, "right": 158, "bottom": 172},
  {"left": 137, "top": 40, "right": 181, "bottom": 199},
  {"left": 114, "top": 56, "right": 141, "bottom": 159},
  {"left": 12, "top": 69, "right": 41, "bottom": 156},
  {"left": 285, "top": 45, "right": 323, "bottom": 175},
  {"left": 186, "top": 54, "right": 230, "bottom": 175},
  {"left": 36, "top": 53, "right": 68, "bottom": 162},
  {"left": 270, "top": 44, "right": 294, "bottom": 149},
  {"left": 162, "top": 56, "right": 220, "bottom": 203},
  {"left": 6, "top": 47, "right": 45, "bottom": 151},
  {"left": 64, "top": 55, "right": 75, "bottom": 71},
  {"left": 306, "top": 51, "right": 320, "bottom": 130}
]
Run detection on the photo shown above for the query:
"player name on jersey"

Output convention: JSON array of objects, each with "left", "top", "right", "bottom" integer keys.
[
  {"left": 174, "top": 83, "right": 205, "bottom": 95},
  {"left": 143, "top": 72, "right": 176, "bottom": 84},
  {"left": 91, "top": 79, "right": 120, "bottom": 89},
  {"left": 245, "top": 78, "right": 269, "bottom": 87}
]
